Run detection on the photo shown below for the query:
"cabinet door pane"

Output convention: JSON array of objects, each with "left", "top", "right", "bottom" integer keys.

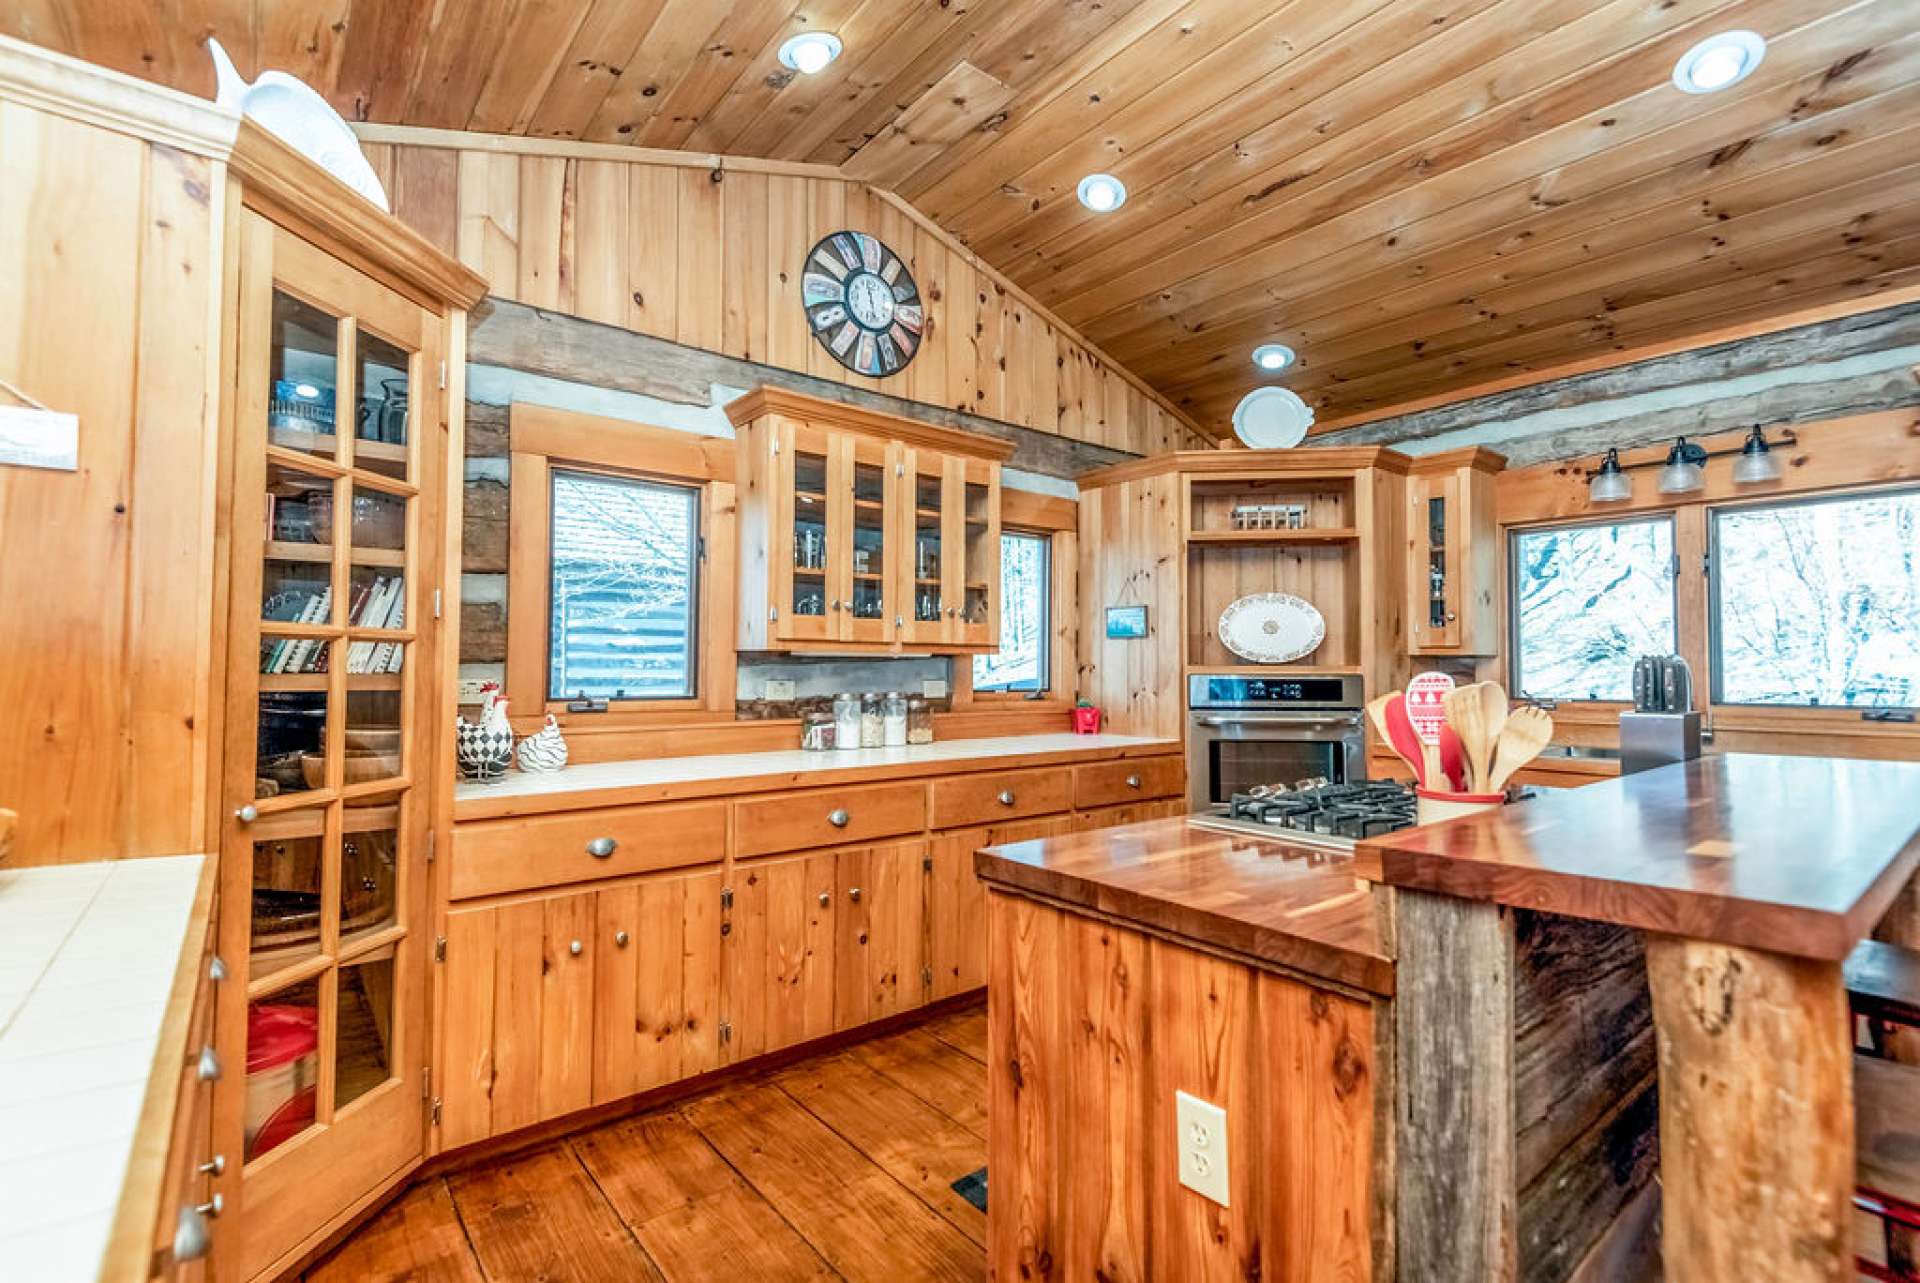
[
  {"left": 791, "top": 448, "right": 830, "bottom": 621},
  {"left": 339, "top": 799, "right": 398, "bottom": 946},
  {"left": 245, "top": 975, "right": 322, "bottom": 1161},
  {"left": 344, "top": 664, "right": 404, "bottom": 787},
  {"left": 913, "top": 468, "right": 944, "bottom": 628},
  {"left": 335, "top": 946, "right": 397, "bottom": 1111},
  {"left": 256, "top": 681, "right": 329, "bottom": 797},
  {"left": 851, "top": 457, "right": 887, "bottom": 624},
  {"left": 268, "top": 292, "right": 344, "bottom": 462},
  {"left": 352, "top": 329, "right": 412, "bottom": 480},
  {"left": 250, "top": 811, "right": 325, "bottom": 977},
  {"left": 963, "top": 475, "right": 992, "bottom": 631}
]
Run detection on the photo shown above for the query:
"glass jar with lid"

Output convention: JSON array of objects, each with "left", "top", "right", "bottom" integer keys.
[
  {"left": 860, "top": 693, "right": 884, "bottom": 748},
  {"left": 832, "top": 693, "right": 861, "bottom": 752},
  {"left": 801, "top": 710, "right": 835, "bottom": 751},
  {"left": 882, "top": 692, "right": 907, "bottom": 746},
  {"left": 907, "top": 697, "right": 934, "bottom": 744}
]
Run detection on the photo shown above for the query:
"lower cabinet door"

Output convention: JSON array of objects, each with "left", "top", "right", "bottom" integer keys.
[
  {"left": 726, "top": 849, "right": 838, "bottom": 1062},
  {"left": 929, "top": 816, "right": 1072, "bottom": 999},
  {"left": 834, "top": 838, "right": 930, "bottom": 1029},
  {"left": 592, "top": 867, "right": 724, "bottom": 1105},
  {"left": 439, "top": 889, "right": 597, "bottom": 1147}
]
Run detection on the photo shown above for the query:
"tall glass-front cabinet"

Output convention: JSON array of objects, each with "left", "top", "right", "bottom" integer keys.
[
  {"left": 731, "top": 388, "right": 1008, "bottom": 654},
  {"left": 212, "top": 171, "right": 483, "bottom": 1281}
]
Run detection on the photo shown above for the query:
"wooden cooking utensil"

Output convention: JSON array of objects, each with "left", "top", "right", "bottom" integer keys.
[
  {"left": 1438, "top": 724, "right": 1468, "bottom": 793},
  {"left": 1383, "top": 694, "right": 1431, "bottom": 789},
  {"left": 1486, "top": 705, "right": 1554, "bottom": 793},
  {"left": 1367, "top": 693, "right": 1423, "bottom": 784},
  {"left": 1444, "top": 682, "right": 1508, "bottom": 794}
]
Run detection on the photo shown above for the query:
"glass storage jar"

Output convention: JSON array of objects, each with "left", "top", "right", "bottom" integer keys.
[
  {"left": 860, "top": 693, "right": 884, "bottom": 748},
  {"left": 882, "top": 692, "right": 907, "bottom": 747},
  {"left": 832, "top": 693, "right": 861, "bottom": 752},
  {"left": 907, "top": 697, "right": 934, "bottom": 744}
]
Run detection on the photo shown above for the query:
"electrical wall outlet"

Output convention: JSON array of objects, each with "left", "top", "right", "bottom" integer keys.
[
  {"left": 1175, "top": 1090, "right": 1231, "bottom": 1207},
  {"left": 764, "top": 679, "right": 796, "bottom": 701},
  {"left": 922, "top": 678, "right": 948, "bottom": 699}
]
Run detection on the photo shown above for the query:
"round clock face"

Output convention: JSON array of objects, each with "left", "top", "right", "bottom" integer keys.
[{"left": 801, "top": 232, "right": 923, "bottom": 378}]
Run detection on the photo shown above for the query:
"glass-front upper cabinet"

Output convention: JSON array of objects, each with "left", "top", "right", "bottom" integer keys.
[
  {"left": 956, "top": 459, "right": 1001, "bottom": 648},
  {"left": 1407, "top": 450, "right": 1502, "bottom": 655},
  {"left": 899, "top": 448, "right": 950, "bottom": 648}
]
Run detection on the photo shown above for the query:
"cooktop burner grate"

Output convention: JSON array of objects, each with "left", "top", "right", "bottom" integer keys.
[{"left": 1195, "top": 780, "right": 1419, "bottom": 848}]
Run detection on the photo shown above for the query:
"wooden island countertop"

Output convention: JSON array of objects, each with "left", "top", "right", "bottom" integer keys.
[
  {"left": 974, "top": 817, "right": 1392, "bottom": 995},
  {"left": 1354, "top": 753, "right": 1920, "bottom": 960}
]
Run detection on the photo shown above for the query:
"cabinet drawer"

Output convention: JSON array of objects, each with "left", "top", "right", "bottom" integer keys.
[
  {"left": 930, "top": 766, "right": 1072, "bottom": 829},
  {"left": 734, "top": 781, "right": 927, "bottom": 857},
  {"left": 1073, "top": 755, "right": 1184, "bottom": 810},
  {"left": 451, "top": 801, "right": 726, "bottom": 899}
]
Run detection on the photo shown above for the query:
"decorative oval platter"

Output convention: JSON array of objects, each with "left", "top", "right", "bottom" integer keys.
[{"left": 1217, "top": 592, "right": 1326, "bottom": 663}]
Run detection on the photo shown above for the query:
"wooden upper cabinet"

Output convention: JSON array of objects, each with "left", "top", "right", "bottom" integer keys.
[
  {"left": 1407, "top": 448, "right": 1504, "bottom": 655},
  {"left": 730, "top": 387, "right": 1012, "bottom": 654}
]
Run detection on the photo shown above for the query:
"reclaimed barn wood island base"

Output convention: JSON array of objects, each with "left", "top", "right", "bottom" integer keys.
[{"left": 977, "top": 754, "right": 1920, "bottom": 1283}]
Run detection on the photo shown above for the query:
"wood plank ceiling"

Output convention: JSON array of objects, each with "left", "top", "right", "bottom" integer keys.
[{"left": 13, "top": 0, "right": 1919, "bottom": 437}]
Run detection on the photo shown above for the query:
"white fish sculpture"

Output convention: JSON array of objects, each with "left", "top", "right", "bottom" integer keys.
[{"left": 206, "top": 38, "right": 390, "bottom": 212}]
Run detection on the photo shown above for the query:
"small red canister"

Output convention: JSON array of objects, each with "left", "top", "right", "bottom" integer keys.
[
  {"left": 1070, "top": 703, "right": 1103, "bottom": 734},
  {"left": 246, "top": 1002, "right": 319, "bottom": 1159}
]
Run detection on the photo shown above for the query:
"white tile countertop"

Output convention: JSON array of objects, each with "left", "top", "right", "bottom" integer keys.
[
  {"left": 0, "top": 855, "right": 209, "bottom": 1279},
  {"left": 454, "top": 732, "right": 1181, "bottom": 819}
]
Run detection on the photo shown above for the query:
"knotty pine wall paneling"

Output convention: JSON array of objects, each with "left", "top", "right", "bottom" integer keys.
[{"left": 358, "top": 135, "right": 1208, "bottom": 457}]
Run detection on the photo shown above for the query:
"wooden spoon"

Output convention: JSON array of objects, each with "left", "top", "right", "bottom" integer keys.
[
  {"left": 1444, "top": 682, "right": 1508, "bottom": 793},
  {"left": 1486, "top": 705, "right": 1555, "bottom": 794},
  {"left": 1367, "top": 693, "right": 1422, "bottom": 784}
]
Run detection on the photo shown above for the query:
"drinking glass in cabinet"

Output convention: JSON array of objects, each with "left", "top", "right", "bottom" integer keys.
[
  {"left": 334, "top": 947, "right": 397, "bottom": 1110},
  {"left": 352, "top": 328, "right": 411, "bottom": 480},
  {"left": 268, "top": 291, "right": 342, "bottom": 462}
]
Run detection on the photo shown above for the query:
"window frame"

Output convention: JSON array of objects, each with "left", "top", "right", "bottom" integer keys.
[
  {"left": 504, "top": 403, "right": 737, "bottom": 725},
  {"left": 958, "top": 489, "right": 1078, "bottom": 710},
  {"left": 1705, "top": 484, "right": 1920, "bottom": 711},
  {"left": 545, "top": 465, "right": 703, "bottom": 704},
  {"left": 1506, "top": 511, "right": 1681, "bottom": 704},
  {"left": 973, "top": 528, "right": 1053, "bottom": 695}
]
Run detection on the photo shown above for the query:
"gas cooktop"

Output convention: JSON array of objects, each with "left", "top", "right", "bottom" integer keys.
[{"left": 1189, "top": 780, "right": 1418, "bottom": 852}]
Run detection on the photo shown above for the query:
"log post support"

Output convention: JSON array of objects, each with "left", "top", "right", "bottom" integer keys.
[
  {"left": 1644, "top": 934, "right": 1854, "bottom": 1283},
  {"left": 1392, "top": 887, "right": 1517, "bottom": 1283}
]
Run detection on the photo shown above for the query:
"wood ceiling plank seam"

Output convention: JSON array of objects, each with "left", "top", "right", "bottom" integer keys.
[
  {"left": 519, "top": 0, "right": 673, "bottom": 140},
  {"left": 1159, "top": 179, "right": 1920, "bottom": 401},
  {"left": 637, "top": 0, "right": 811, "bottom": 151},
  {"left": 58, "top": 0, "right": 186, "bottom": 87},
  {"left": 254, "top": 0, "right": 354, "bottom": 99},
  {"left": 1099, "top": 47, "right": 1920, "bottom": 374},
  {"left": 797, "top": 0, "right": 1168, "bottom": 166},
  {"left": 1111, "top": 73, "right": 1920, "bottom": 384},
  {"left": 461, "top": 0, "right": 598, "bottom": 134},
  {"left": 1141, "top": 121, "right": 1920, "bottom": 391},
  {"left": 401, "top": 0, "right": 527, "bottom": 128},
  {"left": 674, "top": 0, "right": 866, "bottom": 154},
  {"left": 580, "top": 0, "right": 740, "bottom": 143},
  {"left": 890, "top": 0, "right": 1198, "bottom": 205},
  {"left": 715, "top": 0, "right": 941, "bottom": 158},
  {"left": 1255, "top": 242, "right": 1920, "bottom": 422},
  {"left": 1032, "top": 0, "right": 1847, "bottom": 319},
  {"left": 905, "top": 0, "right": 1300, "bottom": 226},
  {"left": 940, "top": 0, "right": 1417, "bottom": 250},
  {"left": 840, "top": 59, "right": 1017, "bottom": 190},
  {"left": 1051, "top": 0, "right": 1902, "bottom": 341},
  {"left": 331, "top": 0, "right": 438, "bottom": 123}
]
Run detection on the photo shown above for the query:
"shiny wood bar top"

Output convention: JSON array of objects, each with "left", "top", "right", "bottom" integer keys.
[
  {"left": 1354, "top": 754, "right": 1920, "bottom": 960},
  {"left": 974, "top": 818, "right": 1393, "bottom": 995}
]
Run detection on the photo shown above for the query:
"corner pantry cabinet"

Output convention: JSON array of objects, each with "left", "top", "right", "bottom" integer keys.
[
  {"left": 209, "top": 138, "right": 485, "bottom": 1280},
  {"left": 729, "top": 387, "right": 1009, "bottom": 653}
]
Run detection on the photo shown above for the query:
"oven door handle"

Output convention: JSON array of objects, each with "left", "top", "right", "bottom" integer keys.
[{"left": 1192, "top": 714, "right": 1362, "bottom": 730}]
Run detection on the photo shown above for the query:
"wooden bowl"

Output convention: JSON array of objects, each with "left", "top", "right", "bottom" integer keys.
[
  {"left": 300, "top": 749, "right": 399, "bottom": 789},
  {"left": 344, "top": 727, "right": 400, "bottom": 754}
]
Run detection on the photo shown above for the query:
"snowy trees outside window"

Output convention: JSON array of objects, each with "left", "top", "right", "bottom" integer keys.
[
  {"left": 1512, "top": 517, "right": 1676, "bottom": 702},
  {"left": 548, "top": 470, "right": 699, "bottom": 700},
  {"left": 974, "top": 532, "right": 1051, "bottom": 692},
  {"left": 1712, "top": 490, "right": 1920, "bottom": 707}
]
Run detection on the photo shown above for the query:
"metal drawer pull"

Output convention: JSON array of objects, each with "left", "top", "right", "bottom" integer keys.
[
  {"left": 586, "top": 837, "right": 618, "bottom": 858},
  {"left": 1125, "top": 774, "right": 1142, "bottom": 789},
  {"left": 997, "top": 790, "right": 1015, "bottom": 806},
  {"left": 848, "top": 887, "right": 863, "bottom": 903},
  {"left": 234, "top": 804, "right": 257, "bottom": 823},
  {"left": 199, "top": 1155, "right": 225, "bottom": 1177},
  {"left": 615, "top": 930, "right": 629, "bottom": 948},
  {"left": 569, "top": 939, "right": 584, "bottom": 957},
  {"left": 827, "top": 808, "right": 850, "bottom": 827},
  {"left": 817, "top": 892, "right": 830, "bottom": 908},
  {"left": 196, "top": 1046, "right": 220, "bottom": 1082}
]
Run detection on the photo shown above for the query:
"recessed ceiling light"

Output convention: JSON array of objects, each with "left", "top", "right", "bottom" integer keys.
[
  {"left": 1672, "top": 31, "right": 1765, "bottom": 94},
  {"left": 1251, "top": 343, "right": 1295, "bottom": 372},
  {"left": 1077, "top": 173, "right": 1127, "bottom": 213},
  {"left": 778, "top": 31, "right": 842, "bottom": 75}
]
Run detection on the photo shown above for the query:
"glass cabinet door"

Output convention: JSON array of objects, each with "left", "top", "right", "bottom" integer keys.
[
  {"left": 1415, "top": 474, "right": 1461, "bottom": 650},
  {"left": 899, "top": 449, "right": 950, "bottom": 646},
  {"left": 778, "top": 421, "right": 837, "bottom": 643},
  {"left": 221, "top": 212, "right": 437, "bottom": 1277},
  {"left": 843, "top": 436, "right": 893, "bottom": 644},
  {"left": 956, "top": 462, "right": 1000, "bottom": 648}
]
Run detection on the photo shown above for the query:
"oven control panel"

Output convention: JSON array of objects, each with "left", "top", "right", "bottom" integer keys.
[{"left": 1187, "top": 673, "right": 1364, "bottom": 710}]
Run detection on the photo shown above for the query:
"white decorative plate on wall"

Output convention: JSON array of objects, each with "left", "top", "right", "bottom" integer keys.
[
  {"left": 1231, "top": 386, "right": 1315, "bottom": 448},
  {"left": 1217, "top": 592, "right": 1326, "bottom": 664}
]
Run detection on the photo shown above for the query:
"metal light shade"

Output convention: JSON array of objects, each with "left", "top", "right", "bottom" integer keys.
[
  {"left": 1589, "top": 448, "right": 1632, "bottom": 502},
  {"left": 1657, "top": 438, "right": 1707, "bottom": 495},
  {"left": 1731, "top": 425, "right": 1781, "bottom": 484}
]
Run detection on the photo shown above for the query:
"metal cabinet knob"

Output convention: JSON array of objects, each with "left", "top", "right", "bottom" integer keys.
[
  {"left": 848, "top": 887, "right": 863, "bottom": 903},
  {"left": 586, "top": 837, "right": 618, "bottom": 858},
  {"left": 996, "top": 790, "right": 1015, "bottom": 806},
  {"left": 174, "top": 1201, "right": 216, "bottom": 1263},
  {"left": 817, "top": 892, "right": 830, "bottom": 908},
  {"left": 208, "top": 955, "right": 227, "bottom": 984},
  {"left": 827, "top": 808, "right": 849, "bottom": 827},
  {"left": 614, "top": 930, "right": 629, "bottom": 948},
  {"left": 569, "top": 939, "right": 584, "bottom": 957},
  {"left": 1125, "top": 774, "right": 1142, "bottom": 789},
  {"left": 196, "top": 1046, "right": 220, "bottom": 1082},
  {"left": 1445, "top": 611, "right": 1458, "bottom": 622},
  {"left": 199, "top": 1155, "right": 225, "bottom": 1177},
  {"left": 234, "top": 804, "right": 258, "bottom": 823}
]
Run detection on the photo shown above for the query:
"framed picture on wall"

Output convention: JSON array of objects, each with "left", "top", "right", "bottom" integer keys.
[{"left": 1105, "top": 605, "right": 1148, "bottom": 639}]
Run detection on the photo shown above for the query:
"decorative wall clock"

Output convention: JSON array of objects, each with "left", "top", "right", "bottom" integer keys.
[{"left": 802, "top": 231, "right": 924, "bottom": 377}]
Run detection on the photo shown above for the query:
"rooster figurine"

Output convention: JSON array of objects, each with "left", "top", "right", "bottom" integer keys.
[
  {"left": 455, "top": 684, "right": 514, "bottom": 783},
  {"left": 517, "top": 714, "right": 569, "bottom": 774}
]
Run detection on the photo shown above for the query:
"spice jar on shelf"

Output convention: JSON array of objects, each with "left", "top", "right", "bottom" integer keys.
[{"left": 907, "top": 697, "right": 934, "bottom": 745}]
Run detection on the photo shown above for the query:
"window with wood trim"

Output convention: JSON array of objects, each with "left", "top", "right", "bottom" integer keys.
[
  {"left": 1709, "top": 488, "right": 1920, "bottom": 709},
  {"left": 547, "top": 469, "right": 700, "bottom": 702},
  {"left": 973, "top": 530, "right": 1051, "bottom": 693},
  {"left": 1509, "top": 516, "right": 1678, "bottom": 702}
]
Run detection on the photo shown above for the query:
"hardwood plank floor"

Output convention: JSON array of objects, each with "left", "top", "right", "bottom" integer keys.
[{"left": 305, "top": 1003, "right": 990, "bottom": 1282}]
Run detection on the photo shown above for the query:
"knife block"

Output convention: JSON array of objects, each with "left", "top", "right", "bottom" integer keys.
[{"left": 1620, "top": 711, "right": 1702, "bottom": 775}]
